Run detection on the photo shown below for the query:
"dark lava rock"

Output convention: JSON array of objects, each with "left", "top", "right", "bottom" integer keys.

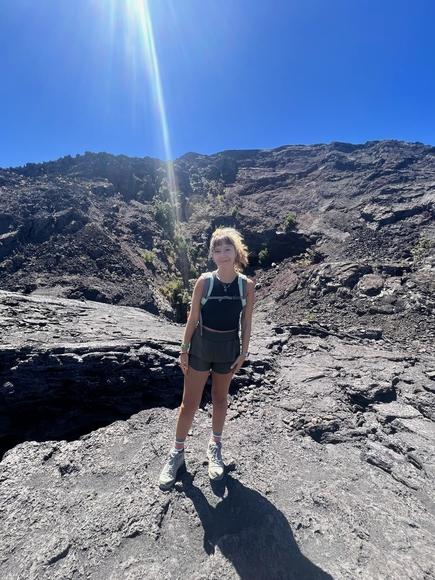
[
  {"left": 0, "top": 291, "right": 435, "bottom": 579},
  {"left": 1, "top": 140, "right": 435, "bottom": 325},
  {"left": 1, "top": 140, "right": 435, "bottom": 579}
]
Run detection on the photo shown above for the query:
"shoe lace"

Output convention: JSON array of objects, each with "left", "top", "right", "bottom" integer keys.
[
  {"left": 209, "top": 444, "right": 222, "bottom": 465},
  {"left": 164, "top": 451, "right": 182, "bottom": 475}
]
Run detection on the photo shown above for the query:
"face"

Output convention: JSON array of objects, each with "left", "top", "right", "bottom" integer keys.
[{"left": 212, "top": 243, "right": 237, "bottom": 267}]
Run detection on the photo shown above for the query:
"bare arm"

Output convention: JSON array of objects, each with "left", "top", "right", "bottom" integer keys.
[
  {"left": 179, "top": 277, "right": 204, "bottom": 374},
  {"left": 241, "top": 278, "right": 254, "bottom": 353},
  {"left": 182, "top": 277, "right": 204, "bottom": 346},
  {"left": 231, "top": 278, "right": 255, "bottom": 374}
]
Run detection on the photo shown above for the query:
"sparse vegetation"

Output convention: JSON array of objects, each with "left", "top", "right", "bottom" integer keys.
[
  {"left": 154, "top": 200, "right": 175, "bottom": 237},
  {"left": 160, "top": 277, "right": 190, "bottom": 322},
  {"left": 283, "top": 212, "right": 298, "bottom": 232},
  {"left": 141, "top": 250, "right": 155, "bottom": 264},
  {"left": 207, "top": 179, "right": 225, "bottom": 197},
  {"left": 155, "top": 166, "right": 167, "bottom": 185},
  {"left": 411, "top": 237, "right": 435, "bottom": 263},
  {"left": 258, "top": 247, "right": 271, "bottom": 267},
  {"left": 296, "top": 252, "right": 314, "bottom": 266},
  {"left": 172, "top": 230, "right": 190, "bottom": 282},
  {"left": 153, "top": 178, "right": 179, "bottom": 237},
  {"left": 231, "top": 206, "right": 238, "bottom": 218},
  {"left": 304, "top": 311, "right": 317, "bottom": 322}
]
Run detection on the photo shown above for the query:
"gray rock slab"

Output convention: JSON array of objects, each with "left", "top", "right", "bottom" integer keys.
[
  {"left": 1, "top": 405, "right": 435, "bottom": 580},
  {"left": 1, "top": 292, "right": 435, "bottom": 579}
]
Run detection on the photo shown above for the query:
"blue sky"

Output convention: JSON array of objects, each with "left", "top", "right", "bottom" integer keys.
[{"left": 1, "top": 0, "right": 434, "bottom": 168}]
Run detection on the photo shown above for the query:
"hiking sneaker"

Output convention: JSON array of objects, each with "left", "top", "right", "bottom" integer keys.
[
  {"left": 207, "top": 441, "right": 224, "bottom": 481},
  {"left": 159, "top": 448, "right": 185, "bottom": 490}
]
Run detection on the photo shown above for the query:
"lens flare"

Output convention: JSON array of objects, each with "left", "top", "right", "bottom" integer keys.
[{"left": 122, "top": 0, "right": 177, "bottom": 199}]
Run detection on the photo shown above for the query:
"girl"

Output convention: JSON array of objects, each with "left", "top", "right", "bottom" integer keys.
[{"left": 159, "top": 227, "right": 254, "bottom": 490}]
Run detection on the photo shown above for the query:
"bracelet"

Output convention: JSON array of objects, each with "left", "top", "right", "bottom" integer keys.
[
  {"left": 179, "top": 351, "right": 188, "bottom": 355},
  {"left": 180, "top": 343, "right": 190, "bottom": 350},
  {"left": 241, "top": 351, "right": 250, "bottom": 357}
]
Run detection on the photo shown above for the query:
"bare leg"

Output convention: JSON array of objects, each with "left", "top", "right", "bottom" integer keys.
[
  {"left": 175, "top": 368, "right": 210, "bottom": 441},
  {"left": 210, "top": 371, "right": 233, "bottom": 435}
]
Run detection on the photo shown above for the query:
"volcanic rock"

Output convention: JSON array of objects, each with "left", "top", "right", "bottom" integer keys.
[
  {"left": 1, "top": 289, "right": 435, "bottom": 579},
  {"left": 1, "top": 141, "right": 435, "bottom": 579}
]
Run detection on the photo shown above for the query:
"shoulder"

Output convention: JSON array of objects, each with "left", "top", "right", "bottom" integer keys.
[
  {"left": 192, "top": 276, "right": 206, "bottom": 294},
  {"left": 237, "top": 273, "right": 254, "bottom": 299},
  {"left": 197, "top": 271, "right": 215, "bottom": 288},
  {"left": 240, "top": 275, "right": 254, "bottom": 289},
  {"left": 246, "top": 278, "right": 255, "bottom": 295},
  {"left": 194, "top": 275, "right": 206, "bottom": 287},
  {"left": 191, "top": 277, "right": 205, "bottom": 306}
]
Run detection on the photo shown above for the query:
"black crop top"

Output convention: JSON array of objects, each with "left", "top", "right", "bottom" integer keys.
[{"left": 200, "top": 273, "right": 244, "bottom": 331}]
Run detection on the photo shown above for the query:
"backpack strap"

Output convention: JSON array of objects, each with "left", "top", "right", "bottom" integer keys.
[
  {"left": 199, "top": 271, "right": 215, "bottom": 335},
  {"left": 200, "top": 272, "right": 214, "bottom": 306},
  {"left": 198, "top": 271, "right": 247, "bottom": 334},
  {"left": 237, "top": 273, "right": 247, "bottom": 308}
]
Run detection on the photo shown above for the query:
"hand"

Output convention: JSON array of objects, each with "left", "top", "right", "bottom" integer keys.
[
  {"left": 179, "top": 352, "right": 189, "bottom": 375},
  {"left": 230, "top": 354, "right": 246, "bottom": 375}
]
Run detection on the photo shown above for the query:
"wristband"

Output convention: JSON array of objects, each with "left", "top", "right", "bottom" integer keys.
[
  {"left": 180, "top": 343, "right": 190, "bottom": 350},
  {"left": 241, "top": 351, "right": 250, "bottom": 357}
]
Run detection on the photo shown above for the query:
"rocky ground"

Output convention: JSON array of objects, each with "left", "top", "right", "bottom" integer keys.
[
  {"left": 1, "top": 141, "right": 435, "bottom": 579},
  {"left": 1, "top": 291, "right": 435, "bottom": 579}
]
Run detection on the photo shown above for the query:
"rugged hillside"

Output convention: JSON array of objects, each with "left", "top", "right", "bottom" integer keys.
[
  {"left": 1, "top": 141, "right": 435, "bottom": 579},
  {"left": 1, "top": 140, "right": 435, "bottom": 328}
]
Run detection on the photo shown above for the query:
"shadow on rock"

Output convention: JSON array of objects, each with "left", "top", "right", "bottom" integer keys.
[{"left": 181, "top": 472, "right": 334, "bottom": 580}]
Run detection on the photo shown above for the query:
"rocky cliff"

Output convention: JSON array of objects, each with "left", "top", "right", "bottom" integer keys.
[
  {"left": 1, "top": 141, "right": 435, "bottom": 579},
  {"left": 2, "top": 140, "right": 435, "bottom": 322}
]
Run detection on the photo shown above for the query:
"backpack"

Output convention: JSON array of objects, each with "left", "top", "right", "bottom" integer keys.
[{"left": 198, "top": 271, "right": 247, "bottom": 334}]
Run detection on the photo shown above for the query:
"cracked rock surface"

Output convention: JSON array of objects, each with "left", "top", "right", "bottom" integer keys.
[
  {"left": 1, "top": 292, "right": 435, "bottom": 579},
  {"left": 1, "top": 141, "right": 435, "bottom": 578}
]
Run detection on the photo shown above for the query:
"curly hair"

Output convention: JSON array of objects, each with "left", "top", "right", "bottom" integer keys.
[{"left": 209, "top": 227, "right": 249, "bottom": 271}]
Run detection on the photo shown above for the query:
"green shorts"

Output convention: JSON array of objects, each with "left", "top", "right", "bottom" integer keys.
[{"left": 189, "top": 327, "right": 240, "bottom": 375}]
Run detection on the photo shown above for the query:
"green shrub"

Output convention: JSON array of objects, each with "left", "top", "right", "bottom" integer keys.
[
  {"left": 173, "top": 231, "right": 188, "bottom": 255},
  {"left": 208, "top": 179, "right": 225, "bottom": 197},
  {"left": 153, "top": 177, "right": 181, "bottom": 237},
  {"left": 158, "top": 178, "right": 171, "bottom": 203},
  {"left": 283, "top": 212, "right": 297, "bottom": 232},
  {"left": 156, "top": 166, "right": 167, "bottom": 185},
  {"left": 231, "top": 206, "right": 238, "bottom": 218},
  {"left": 258, "top": 248, "right": 271, "bottom": 267},
  {"left": 411, "top": 237, "right": 435, "bottom": 263},
  {"left": 154, "top": 200, "right": 175, "bottom": 238},
  {"left": 296, "top": 251, "right": 314, "bottom": 266},
  {"left": 188, "top": 245, "right": 205, "bottom": 278},
  {"left": 141, "top": 250, "right": 155, "bottom": 264},
  {"left": 160, "top": 277, "right": 190, "bottom": 322}
]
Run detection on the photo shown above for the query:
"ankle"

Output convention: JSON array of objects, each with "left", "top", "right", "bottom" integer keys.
[
  {"left": 210, "top": 432, "right": 222, "bottom": 444},
  {"left": 174, "top": 438, "right": 185, "bottom": 452}
]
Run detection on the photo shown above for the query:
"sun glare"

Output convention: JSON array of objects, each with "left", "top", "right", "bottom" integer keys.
[{"left": 109, "top": 0, "right": 178, "bottom": 196}]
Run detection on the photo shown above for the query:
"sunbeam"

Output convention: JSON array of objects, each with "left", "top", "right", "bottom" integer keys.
[
  {"left": 104, "top": 0, "right": 178, "bottom": 202},
  {"left": 128, "top": 0, "right": 178, "bottom": 219}
]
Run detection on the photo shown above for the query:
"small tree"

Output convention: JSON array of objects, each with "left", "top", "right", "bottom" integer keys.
[
  {"left": 160, "top": 277, "right": 190, "bottom": 322},
  {"left": 141, "top": 250, "right": 155, "bottom": 264},
  {"left": 283, "top": 212, "right": 297, "bottom": 232},
  {"left": 258, "top": 247, "right": 271, "bottom": 267},
  {"left": 154, "top": 200, "right": 175, "bottom": 238}
]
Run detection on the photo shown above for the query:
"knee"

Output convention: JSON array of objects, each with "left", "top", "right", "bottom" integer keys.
[
  {"left": 180, "top": 398, "right": 199, "bottom": 415},
  {"left": 212, "top": 395, "right": 228, "bottom": 410}
]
